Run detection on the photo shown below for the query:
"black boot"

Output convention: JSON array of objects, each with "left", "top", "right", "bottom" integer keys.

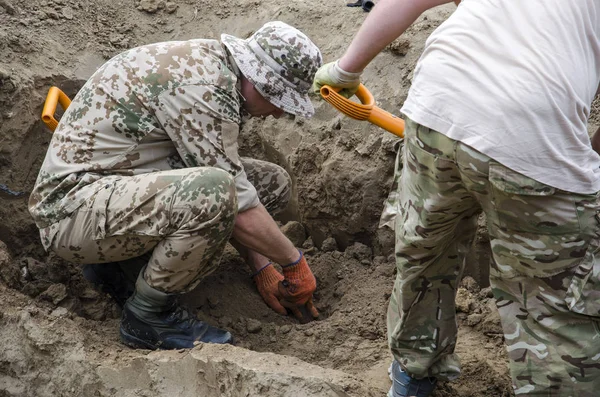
[
  {"left": 82, "top": 254, "right": 147, "bottom": 307},
  {"left": 119, "top": 273, "right": 233, "bottom": 350}
]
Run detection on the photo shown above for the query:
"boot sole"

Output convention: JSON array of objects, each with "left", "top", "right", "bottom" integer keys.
[{"left": 119, "top": 326, "right": 159, "bottom": 350}]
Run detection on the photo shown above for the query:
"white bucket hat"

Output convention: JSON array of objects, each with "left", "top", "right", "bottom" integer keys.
[{"left": 221, "top": 21, "right": 323, "bottom": 118}]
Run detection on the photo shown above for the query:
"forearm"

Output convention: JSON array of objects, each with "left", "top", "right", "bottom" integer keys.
[
  {"left": 230, "top": 239, "right": 271, "bottom": 272},
  {"left": 231, "top": 204, "right": 298, "bottom": 265},
  {"left": 592, "top": 126, "right": 600, "bottom": 155},
  {"left": 339, "top": 0, "right": 457, "bottom": 73}
]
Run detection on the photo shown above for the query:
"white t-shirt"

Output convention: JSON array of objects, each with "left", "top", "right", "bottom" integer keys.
[{"left": 401, "top": 0, "right": 600, "bottom": 194}]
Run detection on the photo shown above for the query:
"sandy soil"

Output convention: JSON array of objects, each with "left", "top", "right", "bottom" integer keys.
[{"left": 0, "top": 0, "right": 562, "bottom": 395}]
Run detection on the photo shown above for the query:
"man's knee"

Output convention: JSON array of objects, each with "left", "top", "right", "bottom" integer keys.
[
  {"left": 275, "top": 168, "right": 292, "bottom": 208},
  {"left": 264, "top": 166, "right": 292, "bottom": 214},
  {"left": 175, "top": 167, "right": 238, "bottom": 222}
]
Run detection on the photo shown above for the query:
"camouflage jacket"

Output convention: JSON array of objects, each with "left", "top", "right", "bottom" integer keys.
[{"left": 29, "top": 39, "right": 260, "bottom": 229}]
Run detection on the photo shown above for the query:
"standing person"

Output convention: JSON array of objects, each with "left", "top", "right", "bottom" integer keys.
[
  {"left": 29, "top": 21, "right": 321, "bottom": 350},
  {"left": 313, "top": 1, "right": 600, "bottom": 396}
]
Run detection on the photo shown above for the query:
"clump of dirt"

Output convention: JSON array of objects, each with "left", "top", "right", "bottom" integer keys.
[{"left": 0, "top": 0, "right": 521, "bottom": 395}]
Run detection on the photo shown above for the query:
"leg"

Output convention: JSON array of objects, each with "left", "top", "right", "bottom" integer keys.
[
  {"left": 52, "top": 167, "right": 238, "bottom": 293},
  {"left": 241, "top": 157, "right": 291, "bottom": 216},
  {"left": 484, "top": 161, "right": 600, "bottom": 395},
  {"left": 51, "top": 167, "right": 238, "bottom": 349},
  {"left": 388, "top": 120, "right": 480, "bottom": 381}
]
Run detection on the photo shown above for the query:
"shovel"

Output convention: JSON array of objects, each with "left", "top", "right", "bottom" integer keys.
[
  {"left": 320, "top": 84, "right": 404, "bottom": 138},
  {"left": 41, "top": 86, "right": 71, "bottom": 132}
]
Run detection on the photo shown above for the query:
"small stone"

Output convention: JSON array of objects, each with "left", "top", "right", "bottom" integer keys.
[
  {"left": 321, "top": 237, "right": 338, "bottom": 253},
  {"left": 466, "top": 313, "right": 483, "bottom": 327},
  {"left": 165, "top": 1, "right": 178, "bottom": 13},
  {"left": 61, "top": 7, "right": 74, "bottom": 19},
  {"left": 22, "top": 257, "right": 47, "bottom": 281},
  {"left": 480, "top": 286, "right": 494, "bottom": 298},
  {"left": 302, "top": 237, "right": 314, "bottom": 250},
  {"left": 79, "top": 287, "right": 101, "bottom": 300},
  {"left": 40, "top": 283, "right": 68, "bottom": 305},
  {"left": 304, "top": 329, "right": 314, "bottom": 337},
  {"left": 344, "top": 242, "right": 372, "bottom": 261},
  {"left": 50, "top": 307, "right": 68, "bottom": 318},
  {"left": 45, "top": 9, "right": 60, "bottom": 20},
  {"left": 360, "top": 259, "right": 371, "bottom": 266},
  {"left": 387, "top": 38, "right": 411, "bottom": 56},
  {"left": 460, "top": 276, "right": 479, "bottom": 293},
  {"left": 373, "top": 256, "right": 386, "bottom": 265},
  {"left": 279, "top": 324, "right": 292, "bottom": 334},
  {"left": 281, "top": 221, "right": 306, "bottom": 247},
  {"left": 109, "top": 34, "right": 124, "bottom": 45},
  {"left": 219, "top": 316, "right": 233, "bottom": 327},
  {"left": 246, "top": 318, "right": 262, "bottom": 334},
  {"left": 455, "top": 288, "right": 474, "bottom": 313},
  {"left": 138, "top": 0, "right": 159, "bottom": 13},
  {"left": 207, "top": 296, "right": 219, "bottom": 309}
]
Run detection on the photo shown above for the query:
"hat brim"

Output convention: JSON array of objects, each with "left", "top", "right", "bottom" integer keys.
[{"left": 221, "top": 33, "right": 315, "bottom": 118}]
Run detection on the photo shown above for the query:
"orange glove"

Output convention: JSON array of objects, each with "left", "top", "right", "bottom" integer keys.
[
  {"left": 253, "top": 263, "right": 287, "bottom": 315},
  {"left": 279, "top": 251, "right": 319, "bottom": 322}
]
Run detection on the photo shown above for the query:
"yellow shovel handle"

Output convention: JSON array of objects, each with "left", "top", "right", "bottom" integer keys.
[
  {"left": 41, "top": 87, "right": 72, "bottom": 132},
  {"left": 320, "top": 84, "right": 404, "bottom": 138}
]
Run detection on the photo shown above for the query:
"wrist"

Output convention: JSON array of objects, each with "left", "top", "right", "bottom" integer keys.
[
  {"left": 252, "top": 262, "right": 273, "bottom": 277},
  {"left": 282, "top": 249, "right": 303, "bottom": 268},
  {"left": 253, "top": 262, "right": 283, "bottom": 284},
  {"left": 336, "top": 58, "right": 364, "bottom": 76}
]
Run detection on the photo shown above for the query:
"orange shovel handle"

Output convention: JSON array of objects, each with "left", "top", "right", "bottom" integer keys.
[
  {"left": 320, "top": 84, "right": 404, "bottom": 138},
  {"left": 41, "top": 87, "right": 72, "bottom": 132}
]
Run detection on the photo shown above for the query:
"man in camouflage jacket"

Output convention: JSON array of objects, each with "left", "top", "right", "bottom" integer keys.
[{"left": 29, "top": 21, "right": 322, "bottom": 349}]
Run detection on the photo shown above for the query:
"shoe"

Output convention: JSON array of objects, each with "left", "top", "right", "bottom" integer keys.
[
  {"left": 119, "top": 272, "right": 233, "bottom": 350},
  {"left": 388, "top": 360, "right": 437, "bottom": 397}
]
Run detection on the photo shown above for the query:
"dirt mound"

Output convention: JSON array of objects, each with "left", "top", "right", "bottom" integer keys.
[{"left": 0, "top": 0, "right": 522, "bottom": 396}]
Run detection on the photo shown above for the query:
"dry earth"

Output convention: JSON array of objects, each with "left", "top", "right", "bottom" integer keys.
[{"left": 3, "top": 0, "right": 589, "bottom": 396}]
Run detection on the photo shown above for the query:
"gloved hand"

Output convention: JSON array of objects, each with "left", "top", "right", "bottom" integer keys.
[
  {"left": 253, "top": 263, "right": 287, "bottom": 315},
  {"left": 279, "top": 251, "right": 319, "bottom": 322},
  {"left": 312, "top": 61, "right": 362, "bottom": 99}
]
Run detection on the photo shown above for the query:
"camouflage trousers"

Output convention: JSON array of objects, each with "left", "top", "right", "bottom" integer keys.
[
  {"left": 47, "top": 158, "right": 291, "bottom": 293},
  {"left": 388, "top": 119, "right": 600, "bottom": 395}
]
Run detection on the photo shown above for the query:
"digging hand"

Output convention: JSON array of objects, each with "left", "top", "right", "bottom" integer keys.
[
  {"left": 312, "top": 61, "right": 362, "bottom": 99},
  {"left": 279, "top": 251, "right": 319, "bottom": 323},
  {"left": 253, "top": 263, "right": 287, "bottom": 315}
]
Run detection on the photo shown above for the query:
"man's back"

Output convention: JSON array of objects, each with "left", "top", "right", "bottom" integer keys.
[
  {"left": 402, "top": 0, "right": 600, "bottom": 194},
  {"left": 29, "top": 39, "right": 240, "bottom": 229}
]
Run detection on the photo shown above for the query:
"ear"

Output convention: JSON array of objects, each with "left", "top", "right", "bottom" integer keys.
[{"left": 239, "top": 75, "right": 256, "bottom": 99}]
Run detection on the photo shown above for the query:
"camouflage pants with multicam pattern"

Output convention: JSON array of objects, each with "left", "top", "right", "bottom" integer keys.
[
  {"left": 388, "top": 119, "right": 600, "bottom": 395},
  {"left": 49, "top": 159, "right": 291, "bottom": 293}
]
